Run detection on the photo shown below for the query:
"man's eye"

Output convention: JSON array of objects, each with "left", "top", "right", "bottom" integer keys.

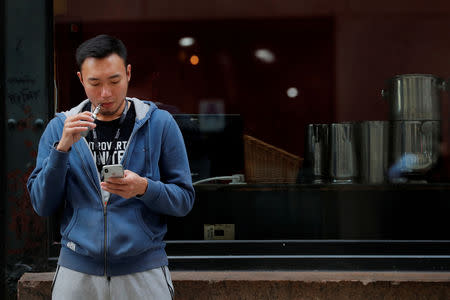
[
  {"left": 90, "top": 83, "right": 100, "bottom": 87},
  {"left": 111, "top": 81, "right": 120, "bottom": 85}
]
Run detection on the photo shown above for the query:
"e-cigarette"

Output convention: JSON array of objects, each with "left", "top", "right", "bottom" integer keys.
[{"left": 80, "top": 104, "right": 101, "bottom": 137}]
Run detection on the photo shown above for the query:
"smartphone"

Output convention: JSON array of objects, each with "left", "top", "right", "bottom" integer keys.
[{"left": 101, "top": 164, "right": 124, "bottom": 181}]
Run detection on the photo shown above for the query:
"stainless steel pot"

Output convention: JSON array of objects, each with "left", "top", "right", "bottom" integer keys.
[
  {"left": 382, "top": 74, "right": 446, "bottom": 120},
  {"left": 304, "top": 124, "right": 330, "bottom": 183},
  {"left": 360, "top": 121, "right": 389, "bottom": 184},
  {"left": 330, "top": 122, "right": 359, "bottom": 183},
  {"left": 390, "top": 120, "right": 440, "bottom": 177}
]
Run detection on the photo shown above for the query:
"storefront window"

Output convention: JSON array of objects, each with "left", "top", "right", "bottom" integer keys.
[{"left": 50, "top": 1, "right": 450, "bottom": 270}]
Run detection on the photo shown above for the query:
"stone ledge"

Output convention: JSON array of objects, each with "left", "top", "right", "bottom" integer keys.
[
  {"left": 18, "top": 271, "right": 450, "bottom": 300},
  {"left": 172, "top": 271, "right": 450, "bottom": 282}
]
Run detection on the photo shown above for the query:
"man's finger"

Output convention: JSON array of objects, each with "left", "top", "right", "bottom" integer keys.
[
  {"left": 104, "top": 177, "right": 126, "bottom": 184},
  {"left": 67, "top": 120, "right": 96, "bottom": 128},
  {"left": 101, "top": 182, "right": 126, "bottom": 190},
  {"left": 65, "top": 126, "right": 95, "bottom": 134},
  {"left": 104, "top": 186, "right": 124, "bottom": 192},
  {"left": 101, "top": 186, "right": 123, "bottom": 194},
  {"left": 66, "top": 112, "right": 94, "bottom": 122}
]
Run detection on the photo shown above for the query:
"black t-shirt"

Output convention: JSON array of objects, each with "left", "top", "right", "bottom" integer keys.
[{"left": 83, "top": 101, "right": 135, "bottom": 173}]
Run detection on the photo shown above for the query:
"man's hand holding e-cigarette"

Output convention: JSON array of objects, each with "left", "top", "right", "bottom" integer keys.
[{"left": 56, "top": 105, "right": 100, "bottom": 152}]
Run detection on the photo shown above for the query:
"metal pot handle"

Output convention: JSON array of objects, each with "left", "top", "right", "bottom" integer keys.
[
  {"left": 381, "top": 89, "right": 388, "bottom": 100},
  {"left": 421, "top": 121, "right": 433, "bottom": 136},
  {"left": 437, "top": 78, "right": 447, "bottom": 92}
]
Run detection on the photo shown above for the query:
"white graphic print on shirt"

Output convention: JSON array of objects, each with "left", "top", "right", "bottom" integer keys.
[{"left": 88, "top": 140, "right": 128, "bottom": 166}]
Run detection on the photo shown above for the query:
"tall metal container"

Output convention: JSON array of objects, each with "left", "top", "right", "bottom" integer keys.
[
  {"left": 360, "top": 121, "right": 389, "bottom": 184},
  {"left": 390, "top": 121, "right": 441, "bottom": 177},
  {"left": 303, "top": 124, "right": 330, "bottom": 183},
  {"left": 330, "top": 122, "right": 359, "bottom": 183},
  {"left": 382, "top": 74, "right": 446, "bottom": 182},
  {"left": 382, "top": 74, "right": 446, "bottom": 121}
]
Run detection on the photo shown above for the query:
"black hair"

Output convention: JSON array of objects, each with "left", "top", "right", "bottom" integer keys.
[{"left": 75, "top": 34, "right": 127, "bottom": 69}]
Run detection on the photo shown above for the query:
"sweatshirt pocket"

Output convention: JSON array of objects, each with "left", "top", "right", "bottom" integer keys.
[
  {"left": 64, "top": 208, "right": 104, "bottom": 257},
  {"left": 107, "top": 207, "right": 155, "bottom": 259},
  {"left": 62, "top": 209, "right": 78, "bottom": 237},
  {"left": 135, "top": 208, "right": 155, "bottom": 239}
]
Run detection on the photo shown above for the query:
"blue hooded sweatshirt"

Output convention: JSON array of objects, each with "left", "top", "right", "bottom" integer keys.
[{"left": 27, "top": 98, "right": 195, "bottom": 276}]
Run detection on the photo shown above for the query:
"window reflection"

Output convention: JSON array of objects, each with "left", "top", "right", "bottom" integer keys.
[{"left": 52, "top": 12, "right": 450, "bottom": 247}]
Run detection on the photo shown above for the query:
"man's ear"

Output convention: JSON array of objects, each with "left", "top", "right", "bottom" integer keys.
[
  {"left": 126, "top": 64, "right": 131, "bottom": 82},
  {"left": 77, "top": 71, "right": 84, "bottom": 86}
]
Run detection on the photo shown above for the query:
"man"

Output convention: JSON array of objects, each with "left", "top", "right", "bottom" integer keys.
[{"left": 27, "top": 34, "right": 194, "bottom": 299}]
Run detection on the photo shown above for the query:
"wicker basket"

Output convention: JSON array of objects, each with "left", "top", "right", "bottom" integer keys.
[{"left": 244, "top": 135, "right": 303, "bottom": 183}]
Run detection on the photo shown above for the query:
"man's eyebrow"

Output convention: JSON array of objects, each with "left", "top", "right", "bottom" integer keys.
[
  {"left": 87, "top": 74, "right": 121, "bottom": 81},
  {"left": 108, "top": 74, "right": 121, "bottom": 80}
]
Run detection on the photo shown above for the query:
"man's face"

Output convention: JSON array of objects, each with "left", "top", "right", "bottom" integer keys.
[{"left": 77, "top": 53, "right": 131, "bottom": 120}]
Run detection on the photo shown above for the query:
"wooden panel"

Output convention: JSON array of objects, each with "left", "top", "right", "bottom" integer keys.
[
  {"left": 55, "top": 19, "right": 334, "bottom": 156},
  {"left": 335, "top": 15, "right": 450, "bottom": 122},
  {"left": 60, "top": 0, "right": 450, "bottom": 22}
]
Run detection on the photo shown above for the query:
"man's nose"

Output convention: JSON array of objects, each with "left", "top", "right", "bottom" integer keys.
[{"left": 101, "top": 86, "right": 112, "bottom": 98}]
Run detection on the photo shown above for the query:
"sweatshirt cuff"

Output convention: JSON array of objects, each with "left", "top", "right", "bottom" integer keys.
[
  {"left": 47, "top": 145, "right": 70, "bottom": 169},
  {"left": 53, "top": 141, "right": 72, "bottom": 152},
  {"left": 137, "top": 178, "right": 162, "bottom": 204}
]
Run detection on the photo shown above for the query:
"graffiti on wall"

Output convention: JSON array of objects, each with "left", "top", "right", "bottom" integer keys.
[{"left": 6, "top": 139, "right": 45, "bottom": 256}]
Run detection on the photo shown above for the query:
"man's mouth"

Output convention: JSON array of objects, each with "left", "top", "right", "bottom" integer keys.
[{"left": 101, "top": 102, "right": 113, "bottom": 108}]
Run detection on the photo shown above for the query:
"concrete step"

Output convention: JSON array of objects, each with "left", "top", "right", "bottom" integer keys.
[{"left": 18, "top": 271, "right": 450, "bottom": 299}]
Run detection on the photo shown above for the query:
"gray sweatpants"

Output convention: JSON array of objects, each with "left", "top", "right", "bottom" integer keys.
[{"left": 52, "top": 265, "right": 174, "bottom": 300}]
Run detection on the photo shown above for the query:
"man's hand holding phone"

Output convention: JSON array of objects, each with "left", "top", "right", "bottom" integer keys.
[{"left": 101, "top": 165, "right": 148, "bottom": 199}]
